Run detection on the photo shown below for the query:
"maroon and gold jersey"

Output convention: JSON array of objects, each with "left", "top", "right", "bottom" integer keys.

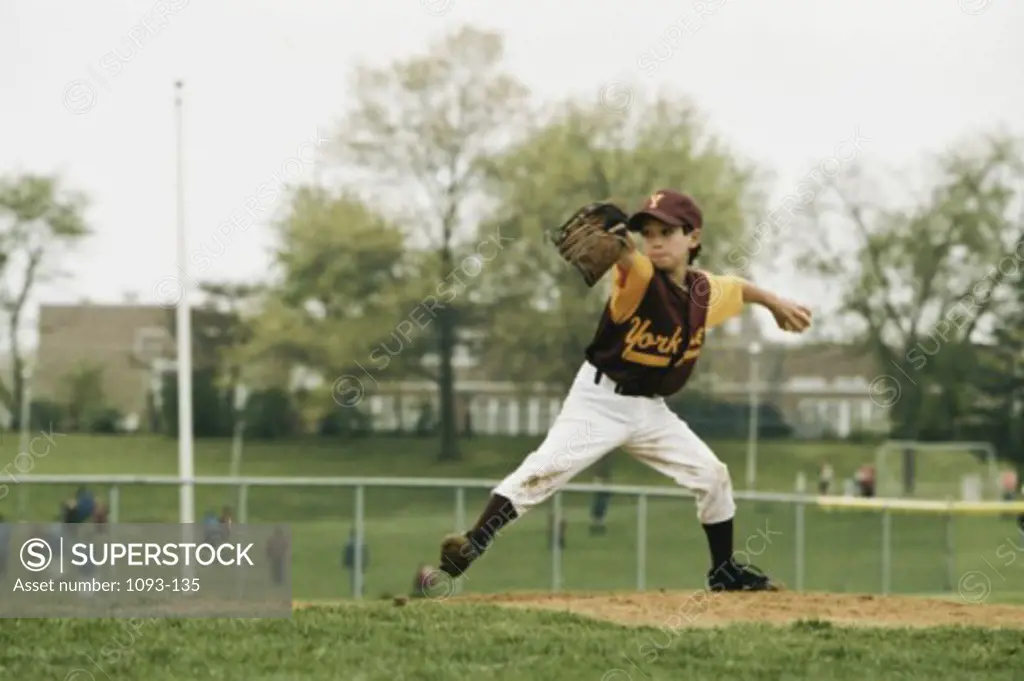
[{"left": 584, "top": 251, "right": 746, "bottom": 397}]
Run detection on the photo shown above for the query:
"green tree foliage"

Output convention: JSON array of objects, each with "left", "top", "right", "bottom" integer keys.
[
  {"left": 474, "top": 93, "right": 764, "bottom": 387},
  {"left": 160, "top": 367, "right": 232, "bottom": 438},
  {"left": 243, "top": 387, "right": 303, "bottom": 439},
  {"left": 62, "top": 361, "right": 112, "bottom": 432},
  {"left": 0, "top": 173, "right": 89, "bottom": 426},
  {"left": 966, "top": 231, "right": 1024, "bottom": 467},
  {"left": 165, "top": 281, "right": 261, "bottom": 419},
  {"left": 331, "top": 25, "right": 530, "bottom": 460},
  {"left": 188, "top": 282, "right": 260, "bottom": 376},
  {"left": 798, "top": 132, "right": 1024, "bottom": 439},
  {"left": 239, "top": 185, "right": 413, "bottom": 430}
]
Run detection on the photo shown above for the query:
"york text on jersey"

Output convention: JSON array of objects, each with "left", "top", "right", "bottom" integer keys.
[{"left": 622, "top": 316, "right": 683, "bottom": 367}]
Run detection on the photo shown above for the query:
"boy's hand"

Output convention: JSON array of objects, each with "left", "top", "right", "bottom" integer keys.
[
  {"left": 770, "top": 299, "right": 812, "bottom": 333},
  {"left": 739, "top": 281, "right": 812, "bottom": 332}
]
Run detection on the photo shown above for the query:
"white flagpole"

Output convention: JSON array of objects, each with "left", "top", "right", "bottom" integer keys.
[{"left": 174, "top": 80, "right": 195, "bottom": 528}]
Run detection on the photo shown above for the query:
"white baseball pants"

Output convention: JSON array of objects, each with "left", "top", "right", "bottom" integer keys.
[{"left": 493, "top": 361, "right": 736, "bottom": 525}]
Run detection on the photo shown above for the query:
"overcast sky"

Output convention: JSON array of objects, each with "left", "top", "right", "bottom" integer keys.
[{"left": 2, "top": 0, "right": 1021, "bottom": 343}]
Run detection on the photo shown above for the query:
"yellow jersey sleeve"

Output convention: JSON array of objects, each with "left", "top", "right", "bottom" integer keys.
[
  {"left": 608, "top": 252, "right": 654, "bottom": 323},
  {"left": 706, "top": 274, "right": 746, "bottom": 329}
]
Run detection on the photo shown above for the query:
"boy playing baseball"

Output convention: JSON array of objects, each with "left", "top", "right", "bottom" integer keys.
[{"left": 438, "top": 189, "right": 812, "bottom": 591}]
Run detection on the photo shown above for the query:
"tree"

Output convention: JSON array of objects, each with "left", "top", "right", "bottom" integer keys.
[
  {"left": 474, "top": 92, "right": 764, "bottom": 388},
  {"left": 965, "top": 223, "right": 1024, "bottom": 468},
  {"left": 240, "top": 185, "right": 414, "bottom": 429},
  {"left": 161, "top": 282, "right": 263, "bottom": 437},
  {"left": 331, "top": 25, "right": 530, "bottom": 460},
  {"left": 166, "top": 281, "right": 261, "bottom": 394},
  {"left": 0, "top": 173, "right": 90, "bottom": 427},
  {"left": 797, "top": 133, "right": 1024, "bottom": 438},
  {"left": 63, "top": 361, "right": 108, "bottom": 432}
]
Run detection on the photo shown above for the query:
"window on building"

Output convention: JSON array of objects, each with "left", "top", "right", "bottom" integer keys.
[
  {"left": 379, "top": 396, "right": 397, "bottom": 431},
  {"left": 469, "top": 397, "right": 486, "bottom": 433},
  {"left": 860, "top": 400, "right": 873, "bottom": 429},
  {"left": 527, "top": 398, "right": 542, "bottom": 435},
  {"left": 789, "top": 376, "right": 828, "bottom": 390},
  {"left": 487, "top": 397, "right": 500, "bottom": 434},
  {"left": 548, "top": 398, "right": 561, "bottom": 430},
  {"left": 369, "top": 395, "right": 384, "bottom": 430},
  {"left": 837, "top": 400, "right": 851, "bottom": 437},
  {"left": 503, "top": 399, "right": 516, "bottom": 435}
]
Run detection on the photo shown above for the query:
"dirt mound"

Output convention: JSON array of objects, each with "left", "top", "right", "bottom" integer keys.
[{"left": 459, "top": 590, "right": 1024, "bottom": 629}]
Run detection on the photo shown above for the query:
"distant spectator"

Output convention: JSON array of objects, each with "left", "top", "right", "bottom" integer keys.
[
  {"left": 266, "top": 527, "right": 290, "bottom": 586},
  {"left": 92, "top": 501, "right": 109, "bottom": 529},
  {"left": 203, "top": 510, "right": 221, "bottom": 543},
  {"left": 818, "top": 462, "right": 834, "bottom": 495},
  {"left": 74, "top": 487, "right": 96, "bottom": 521},
  {"left": 219, "top": 506, "right": 234, "bottom": 543},
  {"left": 60, "top": 486, "right": 96, "bottom": 526},
  {"left": 415, "top": 400, "right": 435, "bottom": 435},
  {"left": 590, "top": 473, "right": 612, "bottom": 535},
  {"left": 1000, "top": 470, "right": 1019, "bottom": 502},
  {"left": 855, "top": 464, "right": 876, "bottom": 498}
]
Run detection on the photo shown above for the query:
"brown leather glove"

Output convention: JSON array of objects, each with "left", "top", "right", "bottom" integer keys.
[{"left": 551, "top": 202, "right": 631, "bottom": 287}]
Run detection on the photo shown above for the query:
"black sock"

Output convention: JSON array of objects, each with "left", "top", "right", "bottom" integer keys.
[
  {"left": 468, "top": 494, "right": 519, "bottom": 550},
  {"left": 702, "top": 518, "right": 734, "bottom": 569}
]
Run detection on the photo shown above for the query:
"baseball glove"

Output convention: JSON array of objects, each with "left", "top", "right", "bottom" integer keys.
[{"left": 550, "top": 202, "right": 632, "bottom": 287}]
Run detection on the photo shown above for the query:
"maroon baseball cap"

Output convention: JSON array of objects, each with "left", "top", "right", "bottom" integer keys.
[{"left": 626, "top": 189, "right": 703, "bottom": 233}]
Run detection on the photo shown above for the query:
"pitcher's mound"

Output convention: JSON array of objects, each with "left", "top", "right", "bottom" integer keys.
[{"left": 460, "top": 591, "right": 1024, "bottom": 629}]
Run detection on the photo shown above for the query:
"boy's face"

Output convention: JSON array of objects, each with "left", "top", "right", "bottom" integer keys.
[{"left": 638, "top": 217, "right": 700, "bottom": 271}]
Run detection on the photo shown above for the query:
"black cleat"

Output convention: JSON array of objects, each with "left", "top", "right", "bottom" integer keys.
[
  {"left": 707, "top": 560, "right": 782, "bottom": 592},
  {"left": 438, "top": 532, "right": 485, "bottom": 578}
]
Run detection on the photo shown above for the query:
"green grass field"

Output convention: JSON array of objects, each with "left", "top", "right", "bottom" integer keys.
[
  {"left": 1, "top": 603, "right": 1022, "bottom": 680},
  {"left": 1, "top": 434, "right": 1023, "bottom": 680}
]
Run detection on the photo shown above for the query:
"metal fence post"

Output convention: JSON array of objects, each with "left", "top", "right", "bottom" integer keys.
[
  {"left": 455, "top": 487, "right": 466, "bottom": 531},
  {"left": 944, "top": 498, "right": 955, "bottom": 593},
  {"left": 552, "top": 492, "right": 563, "bottom": 592},
  {"left": 109, "top": 485, "right": 120, "bottom": 523},
  {"left": 881, "top": 507, "right": 892, "bottom": 595},
  {"left": 16, "top": 484, "right": 27, "bottom": 521},
  {"left": 237, "top": 484, "right": 249, "bottom": 524},
  {"left": 794, "top": 473, "right": 805, "bottom": 591},
  {"left": 636, "top": 493, "right": 647, "bottom": 592},
  {"left": 354, "top": 485, "right": 365, "bottom": 600}
]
